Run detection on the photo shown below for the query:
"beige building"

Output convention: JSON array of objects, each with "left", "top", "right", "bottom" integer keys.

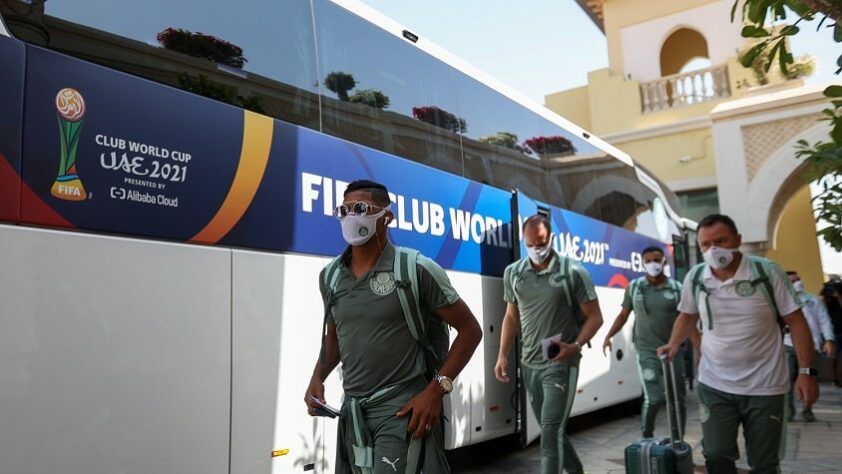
[{"left": 547, "top": 0, "right": 833, "bottom": 292}]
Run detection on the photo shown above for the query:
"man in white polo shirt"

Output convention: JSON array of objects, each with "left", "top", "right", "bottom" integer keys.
[
  {"left": 659, "top": 214, "right": 818, "bottom": 474},
  {"left": 784, "top": 271, "right": 835, "bottom": 422}
]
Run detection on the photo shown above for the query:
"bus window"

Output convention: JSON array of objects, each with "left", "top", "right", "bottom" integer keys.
[
  {"left": 454, "top": 73, "right": 552, "bottom": 199},
  {"left": 0, "top": 0, "right": 321, "bottom": 129},
  {"left": 313, "top": 0, "right": 464, "bottom": 176},
  {"left": 548, "top": 160, "right": 601, "bottom": 221}
]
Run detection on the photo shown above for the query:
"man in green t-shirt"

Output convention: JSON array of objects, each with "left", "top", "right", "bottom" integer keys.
[
  {"left": 304, "top": 180, "right": 482, "bottom": 474},
  {"left": 494, "top": 214, "right": 604, "bottom": 474},
  {"left": 602, "top": 246, "right": 699, "bottom": 438}
]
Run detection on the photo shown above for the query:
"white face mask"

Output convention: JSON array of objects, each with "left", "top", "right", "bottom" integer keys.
[
  {"left": 793, "top": 281, "right": 805, "bottom": 293},
  {"left": 526, "top": 236, "right": 554, "bottom": 265},
  {"left": 340, "top": 209, "right": 386, "bottom": 246},
  {"left": 644, "top": 261, "right": 663, "bottom": 277},
  {"left": 703, "top": 246, "right": 737, "bottom": 270}
]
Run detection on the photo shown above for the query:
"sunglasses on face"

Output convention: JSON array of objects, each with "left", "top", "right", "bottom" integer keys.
[{"left": 333, "top": 201, "right": 387, "bottom": 219}]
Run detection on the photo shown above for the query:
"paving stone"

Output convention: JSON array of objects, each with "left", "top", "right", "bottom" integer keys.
[{"left": 449, "top": 383, "right": 842, "bottom": 472}]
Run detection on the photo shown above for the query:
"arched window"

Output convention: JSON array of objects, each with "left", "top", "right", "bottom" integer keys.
[{"left": 660, "top": 28, "right": 709, "bottom": 77}]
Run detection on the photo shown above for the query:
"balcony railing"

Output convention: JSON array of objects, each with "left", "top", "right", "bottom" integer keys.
[{"left": 639, "top": 64, "right": 731, "bottom": 113}]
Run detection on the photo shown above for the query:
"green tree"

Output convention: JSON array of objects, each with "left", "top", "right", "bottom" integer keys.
[
  {"left": 734, "top": 0, "right": 842, "bottom": 250},
  {"left": 349, "top": 89, "right": 390, "bottom": 109},
  {"left": 324, "top": 71, "right": 357, "bottom": 101},
  {"left": 479, "top": 132, "right": 520, "bottom": 149}
]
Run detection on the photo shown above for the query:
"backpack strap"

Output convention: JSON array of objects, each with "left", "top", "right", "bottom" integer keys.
[
  {"left": 748, "top": 256, "right": 786, "bottom": 335},
  {"left": 394, "top": 246, "right": 443, "bottom": 377},
  {"left": 510, "top": 257, "right": 532, "bottom": 296},
  {"left": 629, "top": 277, "right": 642, "bottom": 343},
  {"left": 630, "top": 277, "right": 646, "bottom": 315},
  {"left": 688, "top": 263, "right": 713, "bottom": 330},
  {"left": 667, "top": 278, "right": 682, "bottom": 296},
  {"left": 320, "top": 254, "right": 345, "bottom": 362},
  {"left": 557, "top": 256, "right": 573, "bottom": 308},
  {"left": 394, "top": 247, "right": 425, "bottom": 342},
  {"left": 629, "top": 277, "right": 640, "bottom": 302}
]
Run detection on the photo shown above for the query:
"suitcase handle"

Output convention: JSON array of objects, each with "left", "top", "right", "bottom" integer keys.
[{"left": 659, "top": 354, "right": 684, "bottom": 443}]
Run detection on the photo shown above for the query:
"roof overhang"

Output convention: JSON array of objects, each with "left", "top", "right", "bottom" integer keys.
[{"left": 575, "top": 0, "right": 605, "bottom": 33}]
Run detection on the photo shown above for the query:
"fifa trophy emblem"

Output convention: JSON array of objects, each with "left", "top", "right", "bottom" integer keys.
[{"left": 51, "top": 88, "right": 87, "bottom": 201}]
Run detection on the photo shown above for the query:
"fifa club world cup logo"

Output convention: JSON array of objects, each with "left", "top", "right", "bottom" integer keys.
[{"left": 51, "top": 88, "right": 87, "bottom": 201}]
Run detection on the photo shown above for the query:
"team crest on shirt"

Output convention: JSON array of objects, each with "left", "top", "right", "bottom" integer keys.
[
  {"left": 549, "top": 274, "right": 565, "bottom": 288},
  {"left": 370, "top": 272, "right": 396, "bottom": 296},
  {"left": 735, "top": 280, "right": 756, "bottom": 297},
  {"left": 663, "top": 291, "right": 676, "bottom": 300}
]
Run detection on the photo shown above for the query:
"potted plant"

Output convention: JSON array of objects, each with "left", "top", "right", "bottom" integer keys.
[{"left": 157, "top": 28, "right": 247, "bottom": 68}]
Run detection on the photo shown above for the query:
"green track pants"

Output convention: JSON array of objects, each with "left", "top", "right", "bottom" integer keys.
[
  {"left": 697, "top": 383, "right": 786, "bottom": 474},
  {"left": 636, "top": 350, "right": 686, "bottom": 437},
  {"left": 522, "top": 360, "right": 584, "bottom": 474}
]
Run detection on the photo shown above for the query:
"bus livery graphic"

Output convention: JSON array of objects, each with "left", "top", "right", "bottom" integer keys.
[{"left": 51, "top": 88, "right": 87, "bottom": 201}]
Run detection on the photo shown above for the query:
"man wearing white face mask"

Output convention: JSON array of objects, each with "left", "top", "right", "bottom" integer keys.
[
  {"left": 304, "top": 180, "right": 482, "bottom": 474},
  {"left": 784, "top": 271, "right": 835, "bottom": 422},
  {"left": 494, "top": 214, "right": 603, "bottom": 474},
  {"left": 602, "top": 246, "right": 699, "bottom": 438},
  {"left": 658, "top": 214, "right": 818, "bottom": 474}
]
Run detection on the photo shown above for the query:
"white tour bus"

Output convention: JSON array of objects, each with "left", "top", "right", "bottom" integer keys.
[{"left": 0, "top": 0, "right": 695, "bottom": 472}]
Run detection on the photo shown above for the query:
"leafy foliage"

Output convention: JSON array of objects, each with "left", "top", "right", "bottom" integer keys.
[
  {"left": 478, "top": 132, "right": 527, "bottom": 152},
  {"left": 523, "top": 135, "right": 577, "bottom": 157},
  {"left": 158, "top": 28, "right": 247, "bottom": 68},
  {"left": 735, "top": 0, "right": 842, "bottom": 250},
  {"left": 411, "top": 106, "right": 467, "bottom": 133},
  {"left": 324, "top": 71, "right": 357, "bottom": 101},
  {"left": 349, "top": 89, "right": 391, "bottom": 109}
]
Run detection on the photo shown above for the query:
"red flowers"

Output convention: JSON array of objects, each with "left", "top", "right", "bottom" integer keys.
[
  {"left": 524, "top": 135, "right": 576, "bottom": 156},
  {"left": 412, "top": 106, "right": 467, "bottom": 133},
  {"left": 157, "top": 28, "right": 247, "bottom": 68}
]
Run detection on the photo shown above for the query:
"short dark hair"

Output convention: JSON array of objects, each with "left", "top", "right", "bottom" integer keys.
[
  {"left": 344, "top": 179, "right": 390, "bottom": 206},
  {"left": 786, "top": 271, "right": 798, "bottom": 276},
  {"left": 523, "top": 214, "right": 551, "bottom": 234},
  {"left": 697, "top": 213, "right": 739, "bottom": 236},
  {"left": 641, "top": 246, "right": 664, "bottom": 257}
]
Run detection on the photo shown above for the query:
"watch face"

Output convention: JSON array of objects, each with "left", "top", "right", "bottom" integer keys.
[{"left": 440, "top": 377, "right": 453, "bottom": 393}]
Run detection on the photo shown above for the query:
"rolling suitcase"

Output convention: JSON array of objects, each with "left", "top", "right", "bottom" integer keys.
[{"left": 624, "top": 355, "right": 694, "bottom": 474}]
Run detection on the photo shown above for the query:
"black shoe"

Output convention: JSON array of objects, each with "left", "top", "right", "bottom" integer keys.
[
  {"left": 834, "top": 379, "right": 842, "bottom": 388},
  {"left": 802, "top": 409, "right": 817, "bottom": 422}
]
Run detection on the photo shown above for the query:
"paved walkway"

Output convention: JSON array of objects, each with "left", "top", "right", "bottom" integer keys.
[{"left": 450, "top": 382, "right": 842, "bottom": 473}]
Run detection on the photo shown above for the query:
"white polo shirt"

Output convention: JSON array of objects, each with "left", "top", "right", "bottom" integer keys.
[
  {"left": 784, "top": 292, "right": 835, "bottom": 350},
  {"left": 678, "top": 255, "right": 801, "bottom": 396}
]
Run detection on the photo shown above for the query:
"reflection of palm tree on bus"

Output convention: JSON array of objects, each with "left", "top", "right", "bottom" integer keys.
[
  {"left": 324, "top": 72, "right": 391, "bottom": 110},
  {"left": 324, "top": 71, "right": 357, "bottom": 101}
]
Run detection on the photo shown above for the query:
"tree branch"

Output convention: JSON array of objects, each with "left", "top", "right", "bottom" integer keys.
[{"left": 800, "top": 0, "right": 842, "bottom": 25}]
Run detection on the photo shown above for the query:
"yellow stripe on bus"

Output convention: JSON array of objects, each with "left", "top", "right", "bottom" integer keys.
[{"left": 191, "top": 111, "right": 273, "bottom": 244}]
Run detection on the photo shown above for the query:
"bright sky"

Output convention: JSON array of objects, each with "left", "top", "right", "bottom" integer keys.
[
  {"left": 360, "top": 0, "right": 839, "bottom": 101},
  {"left": 361, "top": 0, "right": 841, "bottom": 274}
]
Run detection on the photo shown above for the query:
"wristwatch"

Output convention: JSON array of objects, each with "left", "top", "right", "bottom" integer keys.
[
  {"left": 573, "top": 341, "right": 583, "bottom": 352},
  {"left": 798, "top": 367, "right": 818, "bottom": 377},
  {"left": 433, "top": 373, "right": 453, "bottom": 394}
]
